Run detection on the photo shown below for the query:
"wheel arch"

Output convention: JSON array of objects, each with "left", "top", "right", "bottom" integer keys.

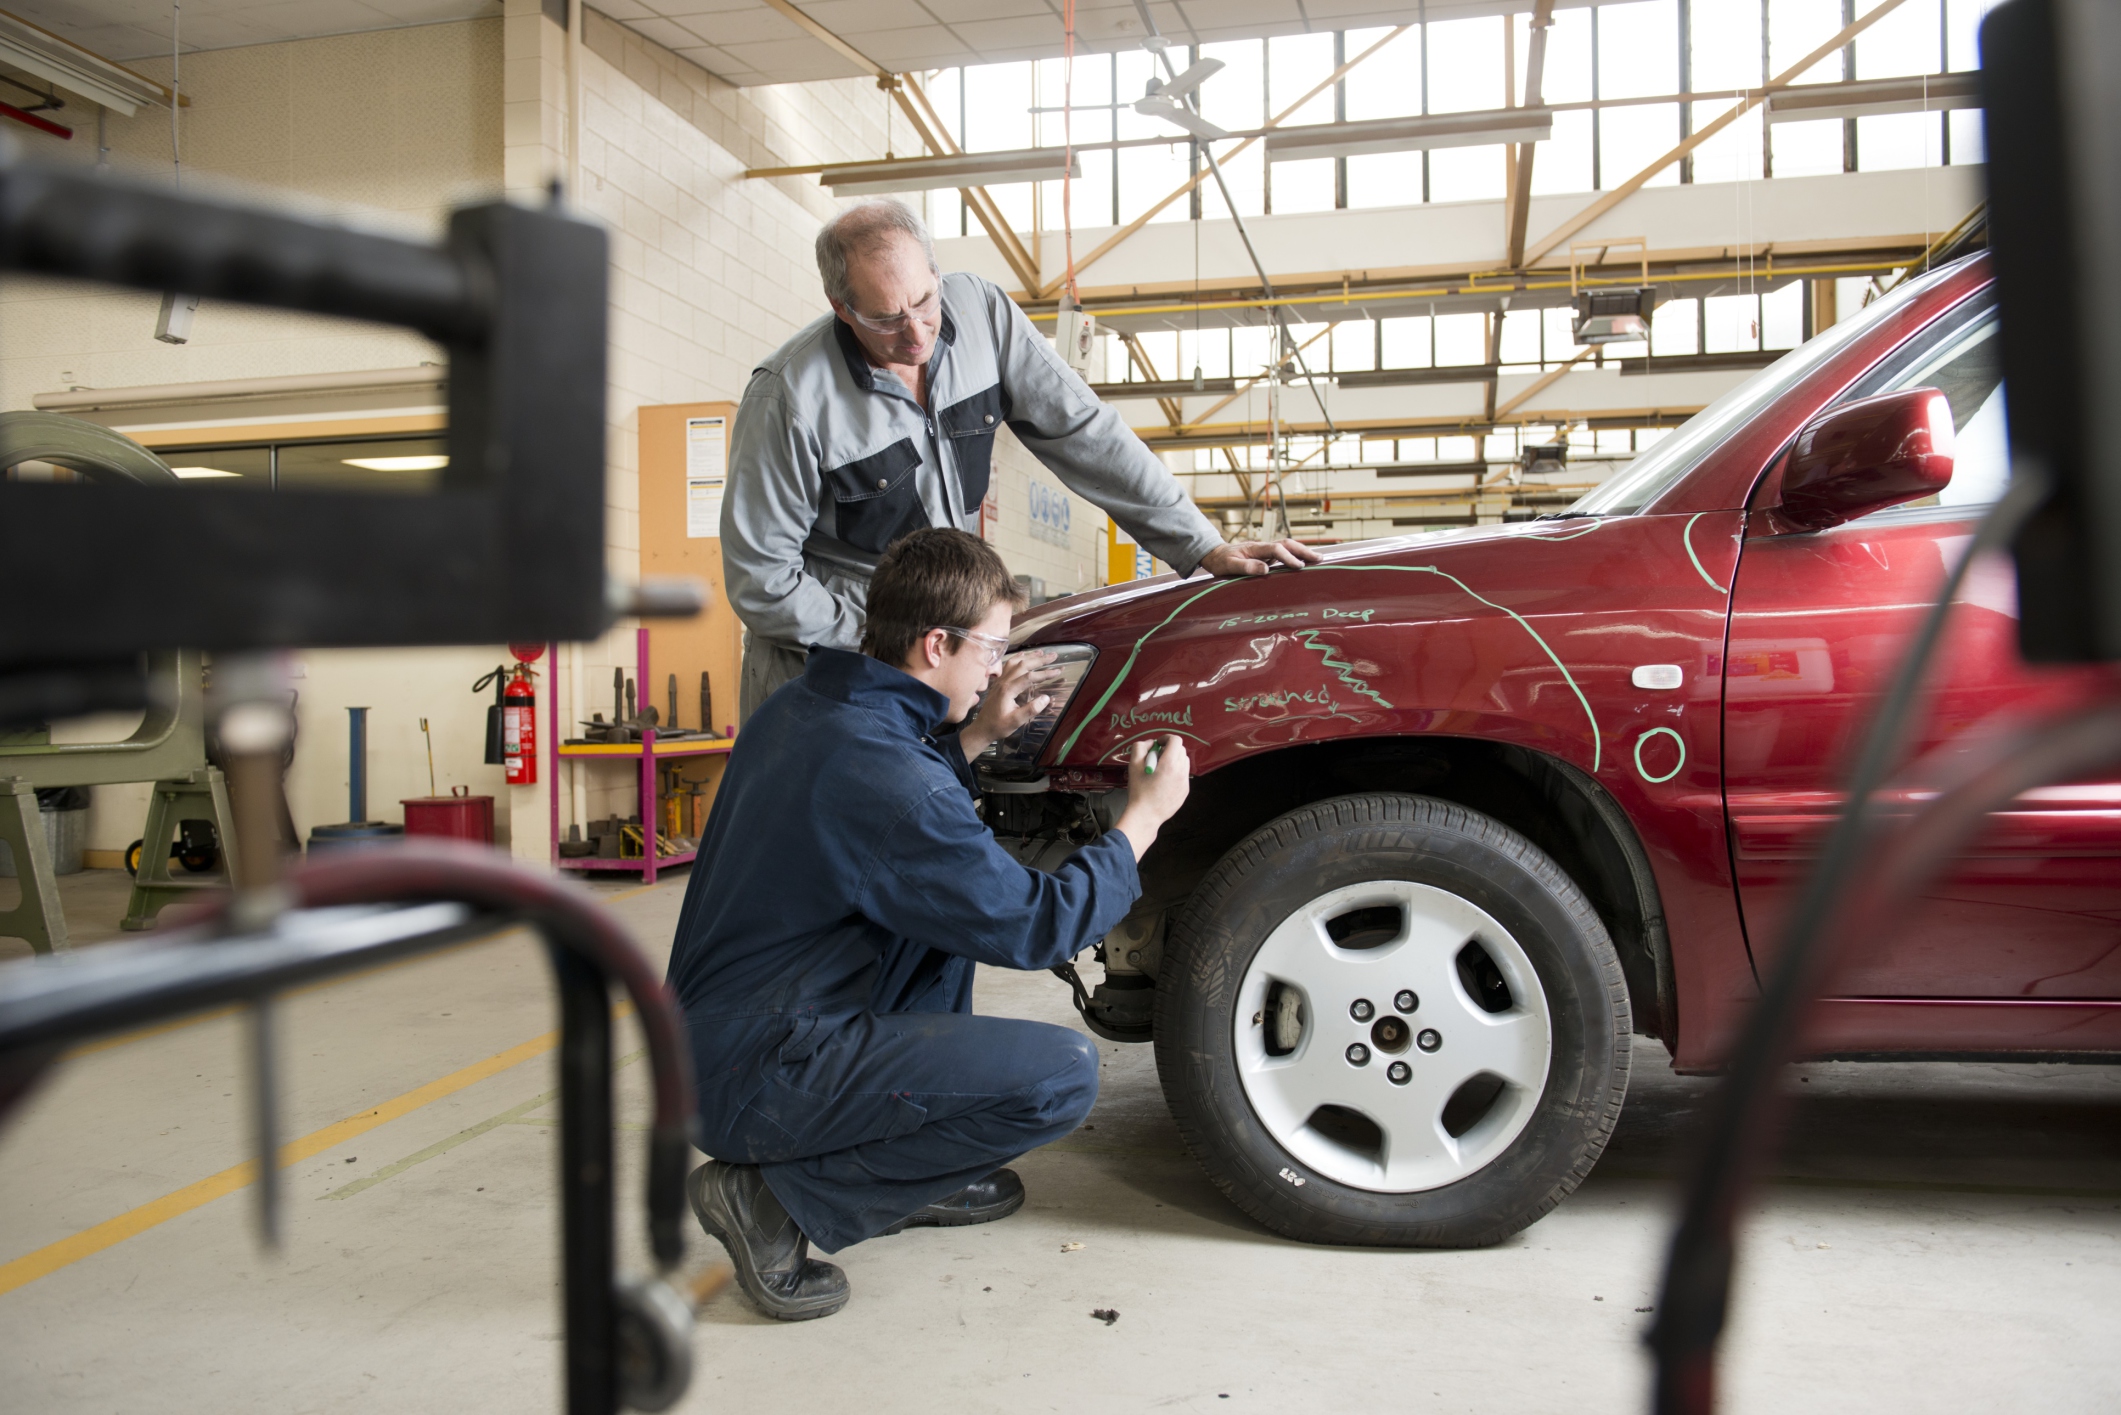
[{"left": 1141, "top": 735, "right": 1675, "bottom": 1044}]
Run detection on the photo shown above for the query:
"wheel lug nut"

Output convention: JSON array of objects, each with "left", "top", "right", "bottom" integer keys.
[
  {"left": 1416, "top": 1028, "right": 1442, "bottom": 1053},
  {"left": 1345, "top": 1042, "right": 1370, "bottom": 1066},
  {"left": 1349, "top": 998, "right": 1374, "bottom": 1022},
  {"left": 1394, "top": 990, "right": 1418, "bottom": 1013},
  {"left": 1387, "top": 1061, "right": 1412, "bottom": 1085}
]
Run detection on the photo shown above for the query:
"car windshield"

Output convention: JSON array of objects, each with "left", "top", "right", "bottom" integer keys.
[{"left": 1567, "top": 259, "right": 1972, "bottom": 517}]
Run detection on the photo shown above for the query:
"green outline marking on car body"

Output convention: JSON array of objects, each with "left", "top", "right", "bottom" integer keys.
[
  {"left": 1322, "top": 566, "right": 1602, "bottom": 773},
  {"left": 1292, "top": 629, "right": 1393, "bottom": 710},
  {"left": 1055, "top": 579, "right": 1237, "bottom": 760},
  {"left": 1051, "top": 565, "right": 1602, "bottom": 773},
  {"left": 1683, "top": 513, "right": 1730, "bottom": 595},
  {"left": 1096, "top": 727, "right": 1214, "bottom": 763},
  {"left": 1633, "top": 726, "right": 1686, "bottom": 783}
]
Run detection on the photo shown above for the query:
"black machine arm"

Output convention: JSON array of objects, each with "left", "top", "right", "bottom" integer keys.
[
  {"left": 0, "top": 157, "right": 488, "bottom": 344},
  {"left": 0, "top": 149, "right": 621, "bottom": 668}
]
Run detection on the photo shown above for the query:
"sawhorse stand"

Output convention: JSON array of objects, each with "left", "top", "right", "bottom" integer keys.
[{"left": 122, "top": 768, "right": 243, "bottom": 933}]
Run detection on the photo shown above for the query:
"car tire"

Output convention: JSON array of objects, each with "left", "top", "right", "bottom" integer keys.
[{"left": 1154, "top": 792, "right": 1630, "bottom": 1248}]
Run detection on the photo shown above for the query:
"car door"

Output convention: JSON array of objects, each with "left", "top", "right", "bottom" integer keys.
[{"left": 1722, "top": 286, "right": 2121, "bottom": 1000}]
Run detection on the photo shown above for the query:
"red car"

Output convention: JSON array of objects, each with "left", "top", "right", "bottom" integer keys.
[{"left": 981, "top": 252, "right": 2120, "bottom": 1248}]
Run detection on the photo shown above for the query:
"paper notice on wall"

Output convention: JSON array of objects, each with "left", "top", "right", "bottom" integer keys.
[{"left": 685, "top": 416, "right": 727, "bottom": 538}]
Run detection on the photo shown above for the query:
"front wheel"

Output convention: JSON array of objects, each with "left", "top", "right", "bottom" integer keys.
[{"left": 1154, "top": 793, "right": 1630, "bottom": 1247}]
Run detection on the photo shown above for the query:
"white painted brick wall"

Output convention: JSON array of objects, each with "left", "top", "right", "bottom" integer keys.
[
  {"left": 983, "top": 425, "right": 1107, "bottom": 601},
  {"left": 555, "top": 12, "right": 903, "bottom": 840}
]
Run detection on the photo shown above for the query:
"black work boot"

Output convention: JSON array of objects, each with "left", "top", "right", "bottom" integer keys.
[
  {"left": 687, "top": 1161, "right": 849, "bottom": 1321},
  {"left": 881, "top": 1168, "right": 1026, "bottom": 1235}
]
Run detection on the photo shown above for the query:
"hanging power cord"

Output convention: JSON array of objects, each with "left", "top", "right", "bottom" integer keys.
[
  {"left": 1127, "top": 0, "right": 1339, "bottom": 487},
  {"left": 170, "top": 1, "right": 180, "bottom": 187},
  {"left": 153, "top": 0, "right": 197, "bottom": 345},
  {"left": 1061, "top": 0, "right": 1078, "bottom": 304},
  {"left": 1648, "top": 465, "right": 2060, "bottom": 1414},
  {"left": 1191, "top": 167, "right": 1203, "bottom": 387}
]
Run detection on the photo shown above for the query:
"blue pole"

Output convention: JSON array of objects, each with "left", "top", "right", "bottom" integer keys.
[{"left": 348, "top": 706, "right": 368, "bottom": 823}]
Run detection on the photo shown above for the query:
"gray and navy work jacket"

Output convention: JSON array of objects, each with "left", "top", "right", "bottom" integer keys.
[{"left": 721, "top": 271, "right": 1224, "bottom": 655}]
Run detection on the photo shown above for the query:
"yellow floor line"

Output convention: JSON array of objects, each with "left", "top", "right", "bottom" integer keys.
[
  {"left": 320, "top": 1048, "right": 646, "bottom": 1203},
  {"left": 0, "top": 998, "right": 639, "bottom": 1298}
]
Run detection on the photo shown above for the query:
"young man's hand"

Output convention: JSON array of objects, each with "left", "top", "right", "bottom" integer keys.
[
  {"left": 1114, "top": 735, "right": 1191, "bottom": 861},
  {"left": 957, "top": 649, "right": 1055, "bottom": 761}
]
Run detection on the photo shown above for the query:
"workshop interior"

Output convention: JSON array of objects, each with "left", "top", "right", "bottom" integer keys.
[{"left": 0, "top": 0, "right": 2115, "bottom": 1411}]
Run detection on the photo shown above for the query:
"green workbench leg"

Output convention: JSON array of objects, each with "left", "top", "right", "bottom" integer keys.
[
  {"left": 122, "top": 768, "right": 239, "bottom": 931},
  {"left": 0, "top": 777, "right": 67, "bottom": 953}
]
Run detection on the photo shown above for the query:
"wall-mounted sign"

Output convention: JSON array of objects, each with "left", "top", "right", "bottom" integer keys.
[
  {"left": 684, "top": 415, "right": 726, "bottom": 538},
  {"left": 1029, "top": 478, "right": 1072, "bottom": 546}
]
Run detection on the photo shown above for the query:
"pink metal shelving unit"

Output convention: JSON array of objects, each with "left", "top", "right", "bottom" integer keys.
[{"left": 548, "top": 627, "right": 730, "bottom": 883}]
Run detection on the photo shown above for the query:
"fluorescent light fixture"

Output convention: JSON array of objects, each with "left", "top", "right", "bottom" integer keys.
[
  {"left": 170, "top": 466, "right": 241, "bottom": 479},
  {"left": 1266, "top": 107, "right": 1554, "bottom": 163},
  {"left": 822, "top": 149, "right": 1080, "bottom": 196},
  {"left": 1766, "top": 73, "right": 1981, "bottom": 124},
  {"left": 0, "top": 12, "right": 172, "bottom": 117},
  {"left": 342, "top": 455, "right": 449, "bottom": 472}
]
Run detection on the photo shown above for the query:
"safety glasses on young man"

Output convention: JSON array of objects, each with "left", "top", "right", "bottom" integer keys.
[
  {"left": 938, "top": 626, "right": 1009, "bottom": 666},
  {"left": 845, "top": 288, "right": 941, "bottom": 336}
]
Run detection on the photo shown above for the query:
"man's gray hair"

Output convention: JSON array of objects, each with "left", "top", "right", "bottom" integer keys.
[{"left": 816, "top": 199, "right": 939, "bottom": 310}]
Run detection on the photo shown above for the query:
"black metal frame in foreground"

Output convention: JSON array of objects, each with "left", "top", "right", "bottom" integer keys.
[
  {"left": 0, "top": 842, "right": 698, "bottom": 1415},
  {"left": 1650, "top": 0, "right": 2121, "bottom": 1406},
  {"left": 0, "top": 147, "right": 611, "bottom": 663}
]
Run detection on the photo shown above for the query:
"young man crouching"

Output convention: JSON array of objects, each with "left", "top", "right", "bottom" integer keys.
[{"left": 666, "top": 527, "right": 1191, "bottom": 1320}]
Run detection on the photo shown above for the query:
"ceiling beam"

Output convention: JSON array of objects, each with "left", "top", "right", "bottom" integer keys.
[
  {"left": 1115, "top": 329, "right": 1187, "bottom": 429},
  {"left": 753, "top": 0, "right": 881, "bottom": 78},
  {"left": 1504, "top": 0, "right": 1556, "bottom": 270},
  {"left": 1492, "top": 347, "right": 1595, "bottom": 420},
  {"left": 1519, "top": 0, "right": 1912, "bottom": 270},
  {"left": 1178, "top": 321, "right": 1340, "bottom": 431},
  {"left": 1184, "top": 484, "right": 1596, "bottom": 510},
  {"left": 1019, "top": 248, "right": 1929, "bottom": 328},
  {"left": 749, "top": 74, "right": 1975, "bottom": 180},
  {"left": 890, "top": 75, "right": 1044, "bottom": 294},
  {"left": 751, "top": 2, "right": 1045, "bottom": 294},
  {"left": 1115, "top": 328, "right": 1252, "bottom": 479},
  {"left": 1041, "top": 25, "right": 1411, "bottom": 299},
  {"left": 1136, "top": 403, "right": 1706, "bottom": 451}
]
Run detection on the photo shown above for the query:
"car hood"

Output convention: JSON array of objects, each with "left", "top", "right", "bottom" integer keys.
[{"left": 1010, "top": 519, "right": 1595, "bottom": 648}]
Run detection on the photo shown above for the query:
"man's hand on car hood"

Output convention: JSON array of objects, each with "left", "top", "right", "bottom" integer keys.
[{"left": 1198, "top": 538, "right": 1321, "bottom": 577}]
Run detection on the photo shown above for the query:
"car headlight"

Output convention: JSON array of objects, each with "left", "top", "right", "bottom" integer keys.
[{"left": 977, "top": 643, "right": 1097, "bottom": 779}]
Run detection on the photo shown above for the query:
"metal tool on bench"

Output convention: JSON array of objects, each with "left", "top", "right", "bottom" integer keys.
[{"left": 0, "top": 146, "right": 704, "bottom": 1414}]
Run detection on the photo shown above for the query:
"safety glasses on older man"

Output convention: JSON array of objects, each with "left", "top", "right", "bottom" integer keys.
[
  {"left": 845, "top": 287, "right": 941, "bottom": 336},
  {"left": 938, "top": 626, "right": 1009, "bottom": 665}
]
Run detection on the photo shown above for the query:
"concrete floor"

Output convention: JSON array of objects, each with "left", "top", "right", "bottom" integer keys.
[{"left": 2, "top": 866, "right": 2119, "bottom": 1413}]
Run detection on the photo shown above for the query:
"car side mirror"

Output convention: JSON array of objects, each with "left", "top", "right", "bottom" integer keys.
[{"left": 1778, "top": 387, "right": 1955, "bottom": 531}]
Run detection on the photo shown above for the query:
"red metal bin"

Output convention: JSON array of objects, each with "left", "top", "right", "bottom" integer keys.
[{"left": 401, "top": 786, "right": 495, "bottom": 845}]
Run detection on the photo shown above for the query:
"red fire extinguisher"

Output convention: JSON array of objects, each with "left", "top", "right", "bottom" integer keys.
[{"left": 503, "top": 643, "right": 544, "bottom": 785}]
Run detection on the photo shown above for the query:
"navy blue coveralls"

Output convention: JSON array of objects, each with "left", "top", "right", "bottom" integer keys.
[{"left": 666, "top": 647, "right": 1141, "bottom": 1253}]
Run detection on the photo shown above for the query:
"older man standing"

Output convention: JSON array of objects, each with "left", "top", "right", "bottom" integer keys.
[{"left": 723, "top": 198, "right": 1317, "bottom": 720}]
